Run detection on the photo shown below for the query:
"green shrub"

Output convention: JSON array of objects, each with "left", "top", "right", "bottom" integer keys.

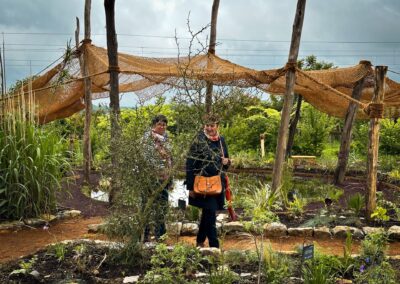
[
  {"left": 293, "top": 103, "right": 335, "bottom": 156},
  {"left": 380, "top": 119, "right": 400, "bottom": 155}
]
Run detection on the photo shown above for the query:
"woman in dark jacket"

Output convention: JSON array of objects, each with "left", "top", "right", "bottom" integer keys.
[{"left": 186, "top": 114, "right": 230, "bottom": 248}]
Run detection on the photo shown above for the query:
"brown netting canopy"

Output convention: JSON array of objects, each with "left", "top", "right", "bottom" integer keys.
[{"left": 3, "top": 43, "right": 400, "bottom": 123}]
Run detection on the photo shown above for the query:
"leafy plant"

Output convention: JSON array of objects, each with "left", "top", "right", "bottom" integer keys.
[
  {"left": 371, "top": 206, "right": 390, "bottom": 222},
  {"left": 288, "top": 196, "right": 305, "bottom": 216},
  {"left": 262, "top": 245, "right": 292, "bottom": 284},
  {"left": 347, "top": 193, "right": 365, "bottom": 216},
  {"left": 143, "top": 242, "right": 202, "bottom": 284},
  {"left": 51, "top": 243, "right": 67, "bottom": 262},
  {"left": 185, "top": 205, "right": 200, "bottom": 222},
  {"left": 208, "top": 264, "right": 239, "bottom": 284},
  {"left": 359, "top": 232, "right": 389, "bottom": 266},
  {"left": 10, "top": 255, "right": 38, "bottom": 276},
  {"left": 326, "top": 186, "right": 344, "bottom": 203},
  {"left": 0, "top": 95, "right": 70, "bottom": 219},
  {"left": 354, "top": 261, "right": 396, "bottom": 284},
  {"left": 303, "top": 259, "right": 336, "bottom": 284}
]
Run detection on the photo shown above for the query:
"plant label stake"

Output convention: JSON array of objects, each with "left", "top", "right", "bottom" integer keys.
[{"left": 302, "top": 243, "right": 314, "bottom": 261}]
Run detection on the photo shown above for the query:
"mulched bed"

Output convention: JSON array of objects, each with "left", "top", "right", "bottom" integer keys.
[{"left": 57, "top": 169, "right": 109, "bottom": 218}]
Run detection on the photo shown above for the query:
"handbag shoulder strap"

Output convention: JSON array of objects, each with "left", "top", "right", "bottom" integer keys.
[{"left": 219, "top": 138, "right": 225, "bottom": 158}]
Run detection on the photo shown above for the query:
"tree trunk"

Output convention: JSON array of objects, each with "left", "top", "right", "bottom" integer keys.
[
  {"left": 333, "top": 76, "right": 366, "bottom": 185},
  {"left": 104, "top": 0, "right": 120, "bottom": 204},
  {"left": 271, "top": 0, "right": 307, "bottom": 194},
  {"left": 366, "top": 66, "right": 387, "bottom": 221},
  {"left": 286, "top": 94, "right": 302, "bottom": 158},
  {"left": 205, "top": 0, "right": 220, "bottom": 114}
]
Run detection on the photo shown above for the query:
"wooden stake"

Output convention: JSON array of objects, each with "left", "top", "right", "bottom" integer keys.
[
  {"left": 76, "top": 0, "right": 93, "bottom": 184},
  {"left": 260, "top": 134, "right": 265, "bottom": 158},
  {"left": 104, "top": 0, "right": 121, "bottom": 204},
  {"left": 205, "top": 0, "right": 220, "bottom": 114},
  {"left": 366, "top": 66, "right": 387, "bottom": 220},
  {"left": 271, "top": 0, "right": 307, "bottom": 194},
  {"left": 334, "top": 70, "right": 367, "bottom": 185}
]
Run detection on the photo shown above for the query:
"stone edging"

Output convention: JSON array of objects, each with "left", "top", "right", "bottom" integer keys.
[
  {"left": 0, "top": 210, "right": 82, "bottom": 232},
  {"left": 86, "top": 213, "right": 400, "bottom": 242}
]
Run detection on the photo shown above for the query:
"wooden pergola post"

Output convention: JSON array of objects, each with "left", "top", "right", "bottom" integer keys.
[
  {"left": 366, "top": 66, "right": 387, "bottom": 220},
  {"left": 104, "top": 0, "right": 121, "bottom": 204},
  {"left": 334, "top": 62, "right": 370, "bottom": 185},
  {"left": 82, "top": 0, "right": 92, "bottom": 184},
  {"left": 271, "top": 0, "right": 307, "bottom": 194},
  {"left": 205, "top": 0, "right": 220, "bottom": 114}
]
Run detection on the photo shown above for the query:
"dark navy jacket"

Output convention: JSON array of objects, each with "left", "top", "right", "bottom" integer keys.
[{"left": 186, "top": 132, "right": 230, "bottom": 210}]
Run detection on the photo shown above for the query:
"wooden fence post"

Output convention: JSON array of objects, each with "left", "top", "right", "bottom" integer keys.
[
  {"left": 271, "top": 0, "right": 307, "bottom": 194},
  {"left": 366, "top": 65, "right": 387, "bottom": 220}
]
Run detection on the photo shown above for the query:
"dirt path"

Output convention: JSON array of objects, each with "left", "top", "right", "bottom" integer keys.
[
  {"left": 0, "top": 217, "right": 104, "bottom": 264},
  {"left": 2, "top": 216, "right": 400, "bottom": 264}
]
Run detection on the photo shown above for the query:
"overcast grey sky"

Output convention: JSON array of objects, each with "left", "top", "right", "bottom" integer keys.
[{"left": 1, "top": 0, "right": 399, "bottom": 106}]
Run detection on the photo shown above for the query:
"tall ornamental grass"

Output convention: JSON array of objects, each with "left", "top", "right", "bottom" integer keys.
[{"left": 0, "top": 90, "right": 70, "bottom": 220}]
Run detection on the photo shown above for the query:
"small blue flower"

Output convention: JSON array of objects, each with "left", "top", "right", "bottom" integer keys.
[
  {"left": 360, "top": 265, "right": 365, "bottom": 272},
  {"left": 365, "top": 257, "right": 370, "bottom": 264}
]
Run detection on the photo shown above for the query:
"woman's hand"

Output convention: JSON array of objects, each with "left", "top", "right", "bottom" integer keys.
[{"left": 222, "top": 157, "right": 230, "bottom": 165}]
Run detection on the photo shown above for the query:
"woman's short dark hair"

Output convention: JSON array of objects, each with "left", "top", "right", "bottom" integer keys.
[
  {"left": 152, "top": 114, "right": 168, "bottom": 126},
  {"left": 202, "top": 113, "right": 220, "bottom": 124}
]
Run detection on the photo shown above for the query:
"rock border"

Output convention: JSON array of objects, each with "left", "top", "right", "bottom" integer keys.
[{"left": 0, "top": 210, "right": 82, "bottom": 232}]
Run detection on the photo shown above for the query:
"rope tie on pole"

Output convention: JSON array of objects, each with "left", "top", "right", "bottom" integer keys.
[
  {"left": 284, "top": 61, "right": 297, "bottom": 72},
  {"left": 108, "top": 66, "right": 120, "bottom": 73},
  {"left": 82, "top": 38, "right": 92, "bottom": 45},
  {"left": 364, "top": 102, "right": 384, "bottom": 118}
]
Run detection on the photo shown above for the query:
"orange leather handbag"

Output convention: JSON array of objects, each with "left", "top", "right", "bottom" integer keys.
[{"left": 194, "top": 175, "right": 222, "bottom": 196}]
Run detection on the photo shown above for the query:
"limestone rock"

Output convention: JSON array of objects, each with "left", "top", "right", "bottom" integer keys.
[
  {"left": 24, "top": 218, "right": 46, "bottom": 227},
  {"left": 166, "top": 222, "right": 182, "bottom": 236},
  {"left": 332, "top": 226, "right": 364, "bottom": 239},
  {"left": 0, "top": 220, "right": 24, "bottom": 231},
  {"left": 59, "top": 210, "right": 81, "bottom": 219},
  {"left": 181, "top": 222, "right": 199, "bottom": 236},
  {"left": 224, "top": 221, "right": 244, "bottom": 234},
  {"left": 288, "top": 227, "right": 313, "bottom": 237},
  {"left": 388, "top": 225, "right": 400, "bottom": 241},
  {"left": 313, "top": 227, "right": 331, "bottom": 239},
  {"left": 199, "top": 247, "right": 221, "bottom": 257},
  {"left": 216, "top": 213, "right": 229, "bottom": 223},
  {"left": 87, "top": 223, "right": 106, "bottom": 234},
  {"left": 362, "top": 226, "right": 385, "bottom": 236},
  {"left": 263, "top": 222, "right": 287, "bottom": 237},
  {"left": 123, "top": 275, "right": 140, "bottom": 283}
]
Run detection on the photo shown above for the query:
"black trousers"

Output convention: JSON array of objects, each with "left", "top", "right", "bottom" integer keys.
[
  {"left": 197, "top": 208, "right": 219, "bottom": 248},
  {"left": 144, "top": 188, "right": 169, "bottom": 241}
]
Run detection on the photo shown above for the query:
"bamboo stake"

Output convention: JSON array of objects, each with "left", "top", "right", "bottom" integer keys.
[
  {"left": 271, "top": 0, "right": 307, "bottom": 194},
  {"left": 366, "top": 66, "right": 387, "bottom": 221}
]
